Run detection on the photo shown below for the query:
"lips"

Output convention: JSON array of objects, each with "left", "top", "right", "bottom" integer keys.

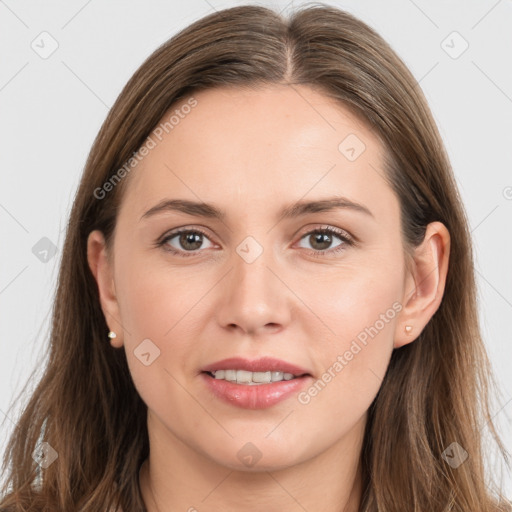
[
  {"left": 200, "top": 356, "right": 313, "bottom": 409},
  {"left": 201, "top": 373, "right": 312, "bottom": 409},
  {"left": 201, "top": 356, "right": 312, "bottom": 377}
]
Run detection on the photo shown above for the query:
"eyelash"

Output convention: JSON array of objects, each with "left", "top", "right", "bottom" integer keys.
[{"left": 155, "top": 226, "right": 355, "bottom": 258}]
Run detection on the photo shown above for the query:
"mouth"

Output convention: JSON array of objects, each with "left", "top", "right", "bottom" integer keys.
[
  {"left": 199, "top": 357, "right": 313, "bottom": 409},
  {"left": 203, "top": 369, "right": 309, "bottom": 385},
  {"left": 201, "top": 356, "right": 312, "bottom": 377}
]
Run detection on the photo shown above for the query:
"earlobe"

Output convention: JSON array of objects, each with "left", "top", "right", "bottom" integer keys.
[
  {"left": 86, "top": 230, "right": 124, "bottom": 348},
  {"left": 394, "top": 221, "right": 450, "bottom": 349}
]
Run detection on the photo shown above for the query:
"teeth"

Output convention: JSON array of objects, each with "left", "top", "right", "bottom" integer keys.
[
  {"left": 211, "top": 369, "right": 298, "bottom": 384},
  {"left": 271, "top": 371, "right": 284, "bottom": 381}
]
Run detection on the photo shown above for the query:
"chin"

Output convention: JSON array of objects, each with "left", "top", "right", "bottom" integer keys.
[{"left": 205, "top": 442, "right": 308, "bottom": 473}]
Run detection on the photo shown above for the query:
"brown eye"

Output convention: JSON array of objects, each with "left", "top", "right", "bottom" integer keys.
[
  {"left": 177, "top": 232, "right": 203, "bottom": 251},
  {"left": 158, "top": 228, "right": 214, "bottom": 256},
  {"left": 297, "top": 227, "right": 354, "bottom": 256},
  {"left": 308, "top": 232, "right": 335, "bottom": 251}
]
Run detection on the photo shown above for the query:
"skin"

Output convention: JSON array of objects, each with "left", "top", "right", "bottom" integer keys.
[{"left": 87, "top": 84, "right": 450, "bottom": 512}]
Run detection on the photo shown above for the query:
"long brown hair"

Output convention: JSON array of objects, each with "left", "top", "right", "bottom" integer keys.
[{"left": 1, "top": 3, "right": 510, "bottom": 511}]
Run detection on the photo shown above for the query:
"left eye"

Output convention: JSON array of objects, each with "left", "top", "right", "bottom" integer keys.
[{"left": 296, "top": 228, "right": 349, "bottom": 253}]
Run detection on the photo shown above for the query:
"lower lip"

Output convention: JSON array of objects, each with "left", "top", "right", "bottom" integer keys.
[{"left": 201, "top": 372, "right": 311, "bottom": 409}]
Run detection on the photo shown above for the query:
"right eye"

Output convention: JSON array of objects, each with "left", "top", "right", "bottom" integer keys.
[{"left": 157, "top": 228, "right": 215, "bottom": 257}]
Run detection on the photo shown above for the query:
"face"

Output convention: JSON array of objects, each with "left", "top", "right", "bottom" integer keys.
[{"left": 88, "top": 84, "right": 435, "bottom": 472}]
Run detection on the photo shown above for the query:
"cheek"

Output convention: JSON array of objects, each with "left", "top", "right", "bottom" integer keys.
[
  {"left": 295, "top": 260, "right": 402, "bottom": 415},
  {"left": 114, "top": 253, "right": 215, "bottom": 386},
  {"left": 115, "top": 250, "right": 198, "bottom": 337},
  {"left": 302, "top": 255, "right": 402, "bottom": 345},
  {"left": 114, "top": 257, "right": 205, "bottom": 412}
]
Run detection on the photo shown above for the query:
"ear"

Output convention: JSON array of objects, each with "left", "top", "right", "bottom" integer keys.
[
  {"left": 87, "top": 230, "right": 124, "bottom": 348},
  {"left": 394, "top": 221, "right": 450, "bottom": 349}
]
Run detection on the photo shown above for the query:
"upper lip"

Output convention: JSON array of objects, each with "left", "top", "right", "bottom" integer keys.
[{"left": 201, "top": 357, "right": 312, "bottom": 376}]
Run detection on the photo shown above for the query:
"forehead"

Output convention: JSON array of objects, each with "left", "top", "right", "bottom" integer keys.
[{"left": 119, "top": 85, "right": 396, "bottom": 223}]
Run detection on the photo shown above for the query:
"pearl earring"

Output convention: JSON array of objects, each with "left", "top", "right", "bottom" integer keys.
[
  {"left": 404, "top": 325, "right": 413, "bottom": 334},
  {"left": 108, "top": 331, "right": 117, "bottom": 339}
]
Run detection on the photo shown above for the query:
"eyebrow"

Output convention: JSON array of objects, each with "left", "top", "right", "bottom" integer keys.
[{"left": 139, "top": 196, "right": 374, "bottom": 222}]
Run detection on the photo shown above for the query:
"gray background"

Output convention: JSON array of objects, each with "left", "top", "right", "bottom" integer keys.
[{"left": 1, "top": 0, "right": 511, "bottom": 498}]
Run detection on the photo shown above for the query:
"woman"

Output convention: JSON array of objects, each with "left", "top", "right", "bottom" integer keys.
[{"left": 1, "top": 4, "right": 510, "bottom": 511}]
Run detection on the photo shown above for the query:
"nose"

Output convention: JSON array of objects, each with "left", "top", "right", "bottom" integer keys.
[{"left": 214, "top": 238, "right": 292, "bottom": 336}]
